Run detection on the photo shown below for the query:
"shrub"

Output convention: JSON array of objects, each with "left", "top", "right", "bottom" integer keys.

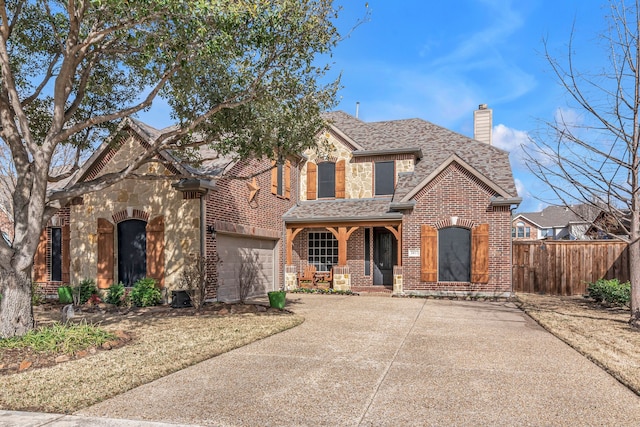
[
  {"left": 31, "top": 281, "right": 44, "bottom": 306},
  {"left": 130, "top": 278, "right": 162, "bottom": 307},
  {"left": 105, "top": 282, "right": 125, "bottom": 306},
  {"left": 586, "top": 278, "right": 630, "bottom": 307},
  {"left": 73, "top": 278, "right": 99, "bottom": 305}
]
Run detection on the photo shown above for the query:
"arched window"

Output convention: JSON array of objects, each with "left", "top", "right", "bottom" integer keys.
[
  {"left": 438, "top": 227, "right": 471, "bottom": 282},
  {"left": 117, "top": 219, "right": 147, "bottom": 286}
]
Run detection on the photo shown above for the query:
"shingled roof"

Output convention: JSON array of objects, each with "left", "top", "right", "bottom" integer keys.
[
  {"left": 515, "top": 204, "right": 601, "bottom": 228},
  {"left": 285, "top": 111, "right": 519, "bottom": 222},
  {"left": 323, "top": 111, "right": 518, "bottom": 199}
]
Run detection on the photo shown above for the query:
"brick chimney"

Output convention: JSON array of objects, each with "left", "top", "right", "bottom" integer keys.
[{"left": 473, "top": 103, "right": 492, "bottom": 145}]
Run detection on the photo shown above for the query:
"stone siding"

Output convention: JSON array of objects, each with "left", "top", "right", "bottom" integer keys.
[{"left": 70, "top": 135, "right": 200, "bottom": 291}]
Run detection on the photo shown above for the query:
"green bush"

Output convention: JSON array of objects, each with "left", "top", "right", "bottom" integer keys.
[
  {"left": 105, "top": 282, "right": 125, "bottom": 306},
  {"left": 130, "top": 278, "right": 162, "bottom": 307},
  {"left": 73, "top": 278, "right": 99, "bottom": 305},
  {"left": 0, "top": 321, "right": 116, "bottom": 354},
  {"left": 586, "top": 278, "right": 630, "bottom": 306}
]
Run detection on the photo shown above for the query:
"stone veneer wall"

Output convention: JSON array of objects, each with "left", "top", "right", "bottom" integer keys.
[
  {"left": 70, "top": 135, "right": 200, "bottom": 290},
  {"left": 300, "top": 133, "right": 416, "bottom": 201}
]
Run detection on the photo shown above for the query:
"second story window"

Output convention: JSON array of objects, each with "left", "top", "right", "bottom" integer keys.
[
  {"left": 375, "top": 161, "right": 395, "bottom": 196},
  {"left": 317, "top": 162, "right": 336, "bottom": 198}
]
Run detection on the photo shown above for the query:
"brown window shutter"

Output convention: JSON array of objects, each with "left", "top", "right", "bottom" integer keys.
[
  {"left": 270, "top": 160, "right": 278, "bottom": 195},
  {"left": 335, "top": 159, "right": 346, "bottom": 199},
  {"left": 97, "top": 218, "right": 114, "bottom": 289},
  {"left": 471, "top": 223, "right": 489, "bottom": 283},
  {"left": 62, "top": 224, "right": 70, "bottom": 284},
  {"left": 420, "top": 225, "right": 437, "bottom": 282},
  {"left": 33, "top": 228, "right": 48, "bottom": 282},
  {"left": 146, "top": 216, "right": 165, "bottom": 288},
  {"left": 284, "top": 160, "right": 291, "bottom": 199},
  {"left": 307, "top": 162, "right": 317, "bottom": 200}
]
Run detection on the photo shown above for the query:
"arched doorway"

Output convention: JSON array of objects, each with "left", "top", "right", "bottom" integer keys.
[{"left": 117, "top": 219, "right": 147, "bottom": 286}]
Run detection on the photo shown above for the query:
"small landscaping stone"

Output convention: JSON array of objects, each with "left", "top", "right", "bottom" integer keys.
[{"left": 55, "top": 355, "right": 70, "bottom": 363}]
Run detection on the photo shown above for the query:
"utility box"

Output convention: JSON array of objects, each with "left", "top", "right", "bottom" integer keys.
[{"left": 171, "top": 290, "right": 192, "bottom": 308}]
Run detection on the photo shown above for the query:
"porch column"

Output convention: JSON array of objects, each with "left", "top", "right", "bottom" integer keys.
[
  {"left": 328, "top": 226, "right": 358, "bottom": 266},
  {"left": 385, "top": 224, "right": 402, "bottom": 267},
  {"left": 286, "top": 227, "right": 304, "bottom": 265}
]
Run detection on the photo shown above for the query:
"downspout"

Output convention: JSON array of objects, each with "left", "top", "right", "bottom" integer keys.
[{"left": 200, "top": 192, "right": 207, "bottom": 259}]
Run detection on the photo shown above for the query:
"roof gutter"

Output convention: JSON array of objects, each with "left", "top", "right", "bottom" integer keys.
[
  {"left": 284, "top": 213, "right": 403, "bottom": 224},
  {"left": 352, "top": 148, "right": 423, "bottom": 159},
  {"left": 490, "top": 196, "right": 522, "bottom": 207}
]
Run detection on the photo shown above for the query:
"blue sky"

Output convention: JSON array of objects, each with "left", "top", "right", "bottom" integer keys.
[
  {"left": 140, "top": 0, "right": 610, "bottom": 213},
  {"left": 323, "top": 0, "right": 610, "bottom": 213}
]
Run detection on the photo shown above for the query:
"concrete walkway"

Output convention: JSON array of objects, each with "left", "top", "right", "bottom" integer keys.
[{"left": 3, "top": 294, "right": 640, "bottom": 426}]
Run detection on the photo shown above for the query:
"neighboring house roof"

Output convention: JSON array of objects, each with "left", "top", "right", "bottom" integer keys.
[
  {"left": 513, "top": 204, "right": 601, "bottom": 229},
  {"left": 323, "top": 111, "right": 518, "bottom": 200}
]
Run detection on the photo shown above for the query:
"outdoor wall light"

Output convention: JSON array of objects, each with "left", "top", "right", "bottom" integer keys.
[{"left": 207, "top": 225, "right": 217, "bottom": 239}]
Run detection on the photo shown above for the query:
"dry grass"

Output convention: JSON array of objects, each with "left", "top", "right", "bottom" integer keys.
[
  {"left": 0, "top": 311, "right": 303, "bottom": 413},
  {"left": 517, "top": 293, "right": 640, "bottom": 395}
]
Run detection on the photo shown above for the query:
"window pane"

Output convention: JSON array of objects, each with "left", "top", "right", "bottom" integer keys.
[
  {"left": 364, "top": 228, "right": 371, "bottom": 276},
  {"left": 375, "top": 161, "right": 395, "bottom": 195},
  {"left": 438, "top": 227, "right": 471, "bottom": 282},
  {"left": 517, "top": 227, "right": 524, "bottom": 237},
  {"left": 51, "top": 228, "right": 62, "bottom": 282},
  {"left": 525, "top": 227, "right": 531, "bottom": 237},
  {"left": 318, "top": 162, "right": 336, "bottom": 198},
  {"left": 276, "top": 162, "right": 284, "bottom": 196},
  {"left": 308, "top": 231, "right": 338, "bottom": 272}
]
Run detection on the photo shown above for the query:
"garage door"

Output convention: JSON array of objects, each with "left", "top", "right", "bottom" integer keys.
[{"left": 216, "top": 234, "right": 278, "bottom": 302}]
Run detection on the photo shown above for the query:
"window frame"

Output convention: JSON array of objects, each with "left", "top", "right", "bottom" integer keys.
[
  {"left": 317, "top": 161, "right": 336, "bottom": 199},
  {"left": 50, "top": 227, "right": 62, "bottom": 282},
  {"left": 374, "top": 161, "right": 395, "bottom": 196},
  {"left": 437, "top": 226, "right": 471, "bottom": 282},
  {"left": 308, "top": 231, "right": 338, "bottom": 272}
]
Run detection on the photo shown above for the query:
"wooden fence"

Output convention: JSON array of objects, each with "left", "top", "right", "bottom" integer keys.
[{"left": 512, "top": 240, "right": 629, "bottom": 295}]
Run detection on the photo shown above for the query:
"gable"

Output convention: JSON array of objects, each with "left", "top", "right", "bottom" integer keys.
[{"left": 402, "top": 155, "right": 511, "bottom": 203}]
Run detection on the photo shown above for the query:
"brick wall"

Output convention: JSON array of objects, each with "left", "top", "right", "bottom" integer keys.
[
  {"left": 0, "top": 208, "right": 12, "bottom": 242},
  {"left": 205, "top": 157, "right": 298, "bottom": 298},
  {"left": 402, "top": 163, "right": 513, "bottom": 295}
]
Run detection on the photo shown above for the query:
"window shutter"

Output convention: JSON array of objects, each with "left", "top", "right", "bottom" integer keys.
[
  {"left": 146, "top": 216, "right": 165, "bottom": 288},
  {"left": 471, "top": 223, "right": 489, "bottom": 283},
  {"left": 307, "top": 162, "right": 317, "bottom": 200},
  {"left": 284, "top": 160, "right": 291, "bottom": 199},
  {"left": 270, "top": 161, "right": 278, "bottom": 195},
  {"left": 33, "top": 228, "right": 48, "bottom": 282},
  {"left": 97, "top": 218, "right": 114, "bottom": 289},
  {"left": 420, "top": 225, "right": 437, "bottom": 282},
  {"left": 335, "top": 159, "right": 346, "bottom": 199},
  {"left": 62, "top": 224, "right": 70, "bottom": 284}
]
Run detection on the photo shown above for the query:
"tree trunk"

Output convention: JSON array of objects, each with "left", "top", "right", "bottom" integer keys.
[
  {"left": 0, "top": 268, "right": 34, "bottom": 338},
  {"left": 630, "top": 239, "right": 640, "bottom": 328}
]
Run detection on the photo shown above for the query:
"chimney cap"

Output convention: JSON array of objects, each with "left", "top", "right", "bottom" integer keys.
[{"left": 478, "top": 103, "right": 488, "bottom": 110}]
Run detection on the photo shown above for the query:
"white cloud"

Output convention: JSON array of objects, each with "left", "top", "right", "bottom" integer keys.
[{"left": 514, "top": 177, "right": 526, "bottom": 198}]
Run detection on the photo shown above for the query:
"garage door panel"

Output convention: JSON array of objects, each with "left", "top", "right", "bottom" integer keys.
[{"left": 217, "top": 234, "right": 277, "bottom": 303}]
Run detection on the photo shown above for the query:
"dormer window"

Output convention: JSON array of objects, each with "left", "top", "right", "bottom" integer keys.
[
  {"left": 317, "top": 162, "right": 336, "bottom": 198},
  {"left": 375, "top": 161, "right": 395, "bottom": 196}
]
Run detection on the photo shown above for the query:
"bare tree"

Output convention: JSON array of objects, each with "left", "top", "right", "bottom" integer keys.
[
  {"left": 0, "top": 1, "right": 347, "bottom": 337},
  {"left": 525, "top": 0, "right": 640, "bottom": 326}
]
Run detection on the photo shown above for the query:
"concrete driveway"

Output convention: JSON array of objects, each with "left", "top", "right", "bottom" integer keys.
[{"left": 76, "top": 294, "right": 640, "bottom": 426}]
